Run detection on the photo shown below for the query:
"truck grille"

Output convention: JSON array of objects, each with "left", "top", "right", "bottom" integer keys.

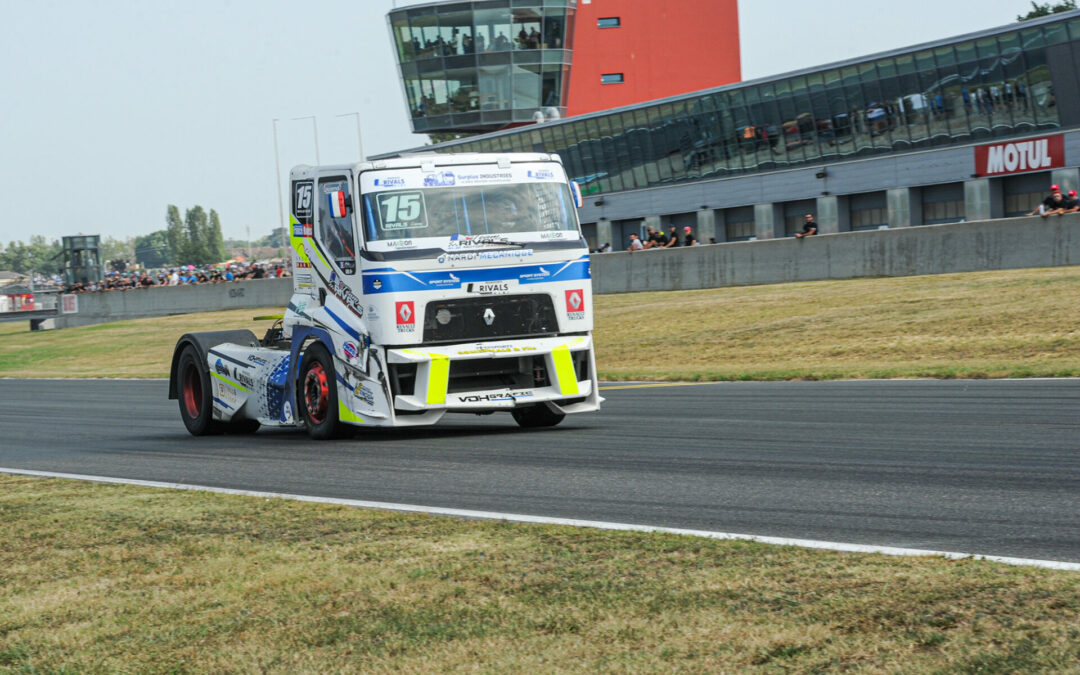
[{"left": 422, "top": 294, "right": 558, "bottom": 344}]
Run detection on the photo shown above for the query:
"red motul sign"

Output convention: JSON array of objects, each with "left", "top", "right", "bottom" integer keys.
[{"left": 974, "top": 135, "right": 1064, "bottom": 177}]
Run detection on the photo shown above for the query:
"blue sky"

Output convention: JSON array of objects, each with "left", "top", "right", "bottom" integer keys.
[{"left": 0, "top": 0, "right": 1035, "bottom": 244}]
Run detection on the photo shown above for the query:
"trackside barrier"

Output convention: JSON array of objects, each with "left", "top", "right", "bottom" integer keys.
[
  {"left": 38, "top": 215, "right": 1079, "bottom": 328},
  {"left": 591, "top": 214, "right": 1080, "bottom": 294}
]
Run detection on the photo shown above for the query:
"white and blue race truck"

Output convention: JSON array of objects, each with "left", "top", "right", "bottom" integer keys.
[{"left": 169, "top": 153, "right": 601, "bottom": 439}]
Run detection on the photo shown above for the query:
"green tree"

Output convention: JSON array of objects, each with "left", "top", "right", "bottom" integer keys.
[
  {"left": 100, "top": 236, "right": 134, "bottom": 270},
  {"left": 184, "top": 205, "right": 209, "bottom": 264},
  {"left": 1, "top": 236, "right": 62, "bottom": 276},
  {"left": 165, "top": 205, "right": 185, "bottom": 265},
  {"left": 134, "top": 230, "right": 172, "bottom": 268},
  {"left": 1018, "top": 0, "right": 1076, "bottom": 20},
  {"left": 208, "top": 209, "right": 227, "bottom": 262}
]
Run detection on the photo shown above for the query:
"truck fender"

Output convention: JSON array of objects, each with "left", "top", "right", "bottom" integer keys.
[{"left": 168, "top": 330, "right": 260, "bottom": 400}]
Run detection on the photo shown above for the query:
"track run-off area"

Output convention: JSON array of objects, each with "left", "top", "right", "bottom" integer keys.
[{"left": 2, "top": 378, "right": 1078, "bottom": 568}]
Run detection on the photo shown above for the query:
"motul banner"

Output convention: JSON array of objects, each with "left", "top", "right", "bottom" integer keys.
[{"left": 974, "top": 135, "right": 1065, "bottom": 177}]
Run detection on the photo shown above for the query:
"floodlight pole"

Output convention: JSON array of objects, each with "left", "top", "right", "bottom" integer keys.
[
  {"left": 272, "top": 118, "right": 287, "bottom": 255},
  {"left": 293, "top": 115, "right": 321, "bottom": 165},
  {"left": 337, "top": 112, "right": 365, "bottom": 161}
]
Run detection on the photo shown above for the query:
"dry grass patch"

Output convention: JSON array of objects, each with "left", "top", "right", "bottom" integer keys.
[
  {"left": 0, "top": 308, "right": 281, "bottom": 378},
  {"left": 2, "top": 266, "right": 1079, "bottom": 381},
  {"left": 1, "top": 475, "right": 1079, "bottom": 672},
  {"left": 595, "top": 266, "right": 1080, "bottom": 380}
]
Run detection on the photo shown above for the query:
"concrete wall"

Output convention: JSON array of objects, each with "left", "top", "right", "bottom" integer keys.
[
  {"left": 52, "top": 278, "right": 294, "bottom": 329},
  {"left": 591, "top": 215, "right": 1080, "bottom": 294},
  {"left": 40, "top": 215, "right": 1079, "bottom": 328}
]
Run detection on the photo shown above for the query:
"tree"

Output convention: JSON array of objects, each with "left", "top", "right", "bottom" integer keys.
[
  {"left": 134, "top": 230, "right": 172, "bottom": 268},
  {"left": 0, "top": 236, "right": 62, "bottom": 276},
  {"left": 100, "top": 236, "right": 134, "bottom": 269},
  {"left": 184, "top": 205, "right": 209, "bottom": 264},
  {"left": 208, "top": 209, "right": 227, "bottom": 262},
  {"left": 165, "top": 205, "right": 185, "bottom": 265},
  {"left": 1018, "top": 0, "right": 1076, "bottom": 20}
]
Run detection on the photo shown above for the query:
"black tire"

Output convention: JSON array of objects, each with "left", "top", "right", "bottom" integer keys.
[
  {"left": 511, "top": 404, "right": 566, "bottom": 428},
  {"left": 176, "top": 345, "right": 223, "bottom": 436},
  {"left": 298, "top": 342, "right": 353, "bottom": 440}
]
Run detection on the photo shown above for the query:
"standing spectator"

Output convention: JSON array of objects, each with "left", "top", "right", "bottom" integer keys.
[
  {"left": 795, "top": 213, "right": 818, "bottom": 238},
  {"left": 642, "top": 226, "right": 659, "bottom": 249},
  {"left": 627, "top": 233, "right": 644, "bottom": 252},
  {"left": 682, "top": 226, "right": 697, "bottom": 246},
  {"left": 664, "top": 226, "right": 679, "bottom": 247}
]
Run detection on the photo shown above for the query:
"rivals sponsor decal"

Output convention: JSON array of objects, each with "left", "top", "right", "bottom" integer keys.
[
  {"left": 329, "top": 273, "right": 364, "bottom": 317},
  {"left": 565, "top": 289, "right": 586, "bottom": 320},
  {"left": 373, "top": 176, "right": 406, "bottom": 188},
  {"left": 395, "top": 300, "right": 415, "bottom": 332},
  {"left": 527, "top": 169, "right": 555, "bottom": 179}
]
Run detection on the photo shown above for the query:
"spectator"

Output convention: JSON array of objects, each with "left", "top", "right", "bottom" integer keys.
[
  {"left": 709, "top": 237, "right": 717, "bottom": 244},
  {"left": 795, "top": 213, "right": 818, "bottom": 238},
  {"left": 664, "top": 226, "right": 679, "bottom": 248},
  {"left": 1060, "top": 189, "right": 1079, "bottom": 215},
  {"left": 683, "top": 226, "right": 697, "bottom": 246},
  {"left": 600, "top": 242, "right": 612, "bottom": 252},
  {"left": 627, "top": 232, "right": 644, "bottom": 252},
  {"left": 642, "top": 226, "right": 660, "bottom": 249},
  {"left": 1032, "top": 188, "right": 1066, "bottom": 217}
]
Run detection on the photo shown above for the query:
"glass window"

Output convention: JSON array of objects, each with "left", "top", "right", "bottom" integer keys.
[
  {"left": 635, "top": 108, "right": 659, "bottom": 185},
  {"left": 478, "top": 65, "right": 510, "bottom": 110},
  {"left": 601, "top": 73, "right": 624, "bottom": 84},
  {"left": 512, "top": 7, "right": 543, "bottom": 49},
  {"left": 475, "top": 7, "right": 512, "bottom": 52},
  {"left": 541, "top": 63, "right": 563, "bottom": 107},
  {"left": 512, "top": 64, "right": 542, "bottom": 109},
  {"left": 563, "top": 7, "right": 576, "bottom": 50},
  {"left": 597, "top": 17, "right": 620, "bottom": 28},
  {"left": 445, "top": 68, "right": 478, "bottom": 113},
  {"left": 542, "top": 8, "right": 566, "bottom": 48},
  {"left": 438, "top": 9, "right": 473, "bottom": 55},
  {"left": 318, "top": 176, "right": 356, "bottom": 274},
  {"left": 391, "top": 14, "right": 414, "bottom": 61},
  {"left": 409, "top": 11, "right": 438, "bottom": 59}
]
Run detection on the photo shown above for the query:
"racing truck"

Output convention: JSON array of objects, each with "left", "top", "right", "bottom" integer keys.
[{"left": 168, "top": 152, "right": 602, "bottom": 439}]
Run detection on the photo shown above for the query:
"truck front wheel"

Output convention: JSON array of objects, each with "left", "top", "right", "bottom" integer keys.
[
  {"left": 511, "top": 404, "right": 565, "bottom": 428},
  {"left": 299, "top": 343, "right": 353, "bottom": 440}
]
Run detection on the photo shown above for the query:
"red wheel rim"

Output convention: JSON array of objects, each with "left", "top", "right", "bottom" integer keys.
[
  {"left": 182, "top": 363, "right": 202, "bottom": 419},
  {"left": 304, "top": 363, "right": 329, "bottom": 424}
]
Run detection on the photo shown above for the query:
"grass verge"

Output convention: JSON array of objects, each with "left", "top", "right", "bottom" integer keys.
[
  {"left": 2, "top": 474, "right": 1079, "bottom": 672},
  {"left": 1, "top": 266, "right": 1078, "bottom": 380}
]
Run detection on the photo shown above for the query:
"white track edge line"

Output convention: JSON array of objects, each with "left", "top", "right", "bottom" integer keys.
[{"left": 3, "top": 467, "right": 1078, "bottom": 572}]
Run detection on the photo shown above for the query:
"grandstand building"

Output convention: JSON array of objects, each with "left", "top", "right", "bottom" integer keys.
[{"left": 380, "top": 9, "right": 1080, "bottom": 250}]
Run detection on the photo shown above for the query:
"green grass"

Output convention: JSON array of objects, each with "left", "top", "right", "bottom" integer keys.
[
  {"left": 2, "top": 266, "right": 1079, "bottom": 380},
  {"left": 2, "top": 474, "right": 1079, "bottom": 672}
]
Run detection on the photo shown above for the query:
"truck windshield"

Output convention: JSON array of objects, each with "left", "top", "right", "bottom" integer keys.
[{"left": 361, "top": 182, "right": 577, "bottom": 243}]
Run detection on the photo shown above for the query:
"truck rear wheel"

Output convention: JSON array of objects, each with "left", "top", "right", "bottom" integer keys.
[
  {"left": 299, "top": 343, "right": 354, "bottom": 440},
  {"left": 176, "top": 345, "right": 222, "bottom": 436},
  {"left": 511, "top": 404, "right": 565, "bottom": 428}
]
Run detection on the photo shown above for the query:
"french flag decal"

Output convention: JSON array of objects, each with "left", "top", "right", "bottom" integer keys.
[{"left": 328, "top": 190, "right": 347, "bottom": 218}]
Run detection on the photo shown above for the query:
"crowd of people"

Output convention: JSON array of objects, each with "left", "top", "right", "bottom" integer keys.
[
  {"left": 65, "top": 261, "right": 289, "bottom": 294},
  {"left": 1028, "top": 184, "right": 1079, "bottom": 217}
]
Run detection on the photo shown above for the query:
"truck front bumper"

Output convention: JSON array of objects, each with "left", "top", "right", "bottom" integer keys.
[{"left": 385, "top": 335, "right": 599, "bottom": 414}]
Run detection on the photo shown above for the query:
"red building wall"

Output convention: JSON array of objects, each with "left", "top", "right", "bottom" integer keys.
[{"left": 566, "top": 0, "right": 741, "bottom": 117}]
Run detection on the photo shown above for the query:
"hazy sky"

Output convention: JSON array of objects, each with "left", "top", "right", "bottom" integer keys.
[{"left": 0, "top": 0, "right": 1035, "bottom": 245}]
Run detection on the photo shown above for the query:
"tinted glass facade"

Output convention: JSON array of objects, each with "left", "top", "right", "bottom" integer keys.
[
  {"left": 389, "top": 1, "right": 577, "bottom": 133},
  {"left": 403, "top": 13, "right": 1080, "bottom": 196}
]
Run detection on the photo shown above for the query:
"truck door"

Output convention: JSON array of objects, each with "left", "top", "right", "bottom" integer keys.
[{"left": 316, "top": 173, "right": 358, "bottom": 277}]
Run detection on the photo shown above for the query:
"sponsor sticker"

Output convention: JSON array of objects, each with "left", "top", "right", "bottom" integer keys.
[
  {"left": 343, "top": 341, "right": 359, "bottom": 360},
  {"left": 374, "top": 176, "right": 406, "bottom": 188},
  {"left": 566, "top": 289, "right": 586, "bottom": 320},
  {"left": 247, "top": 355, "right": 268, "bottom": 366},
  {"left": 437, "top": 249, "right": 534, "bottom": 264},
  {"left": 974, "top": 135, "right": 1064, "bottom": 177},
  {"left": 423, "top": 171, "right": 456, "bottom": 187},
  {"left": 353, "top": 383, "right": 375, "bottom": 406},
  {"left": 456, "top": 390, "right": 534, "bottom": 403},
  {"left": 527, "top": 169, "right": 555, "bottom": 179},
  {"left": 215, "top": 359, "right": 229, "bottom": 377},
  {"left": 232, "top": 367, "right": 255, "bottom": 389},
  {"left": 396, "top": 301, "right": 415, "bottom": 332}
]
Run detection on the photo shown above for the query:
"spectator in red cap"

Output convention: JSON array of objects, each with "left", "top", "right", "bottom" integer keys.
[
  {"left": 1029, "top": 187, "right": 1066, "bottom": 217},
  {"left": 682, "top": 225, "right": 698, "bottom": 246},
  {"left": 1061, "top": 189, "right": 1080, "bottom": 214}
]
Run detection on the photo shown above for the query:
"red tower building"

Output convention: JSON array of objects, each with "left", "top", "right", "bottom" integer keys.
[{"left": 566, "top": 0, "right": 741, "bottom": 117}]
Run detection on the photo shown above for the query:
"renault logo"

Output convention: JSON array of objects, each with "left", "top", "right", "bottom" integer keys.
[{"left": 483, "top": 308, "right": 495, "bottom": 326}]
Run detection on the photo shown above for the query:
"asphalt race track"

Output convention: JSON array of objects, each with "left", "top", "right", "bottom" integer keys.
[{"left": 2, "top": 378, "right": 1078, "bottom": 563}]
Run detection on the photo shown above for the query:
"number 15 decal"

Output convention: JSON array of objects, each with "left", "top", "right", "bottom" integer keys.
[{"left": 376, "top": 192, "right": 428, "bottom": 231}]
